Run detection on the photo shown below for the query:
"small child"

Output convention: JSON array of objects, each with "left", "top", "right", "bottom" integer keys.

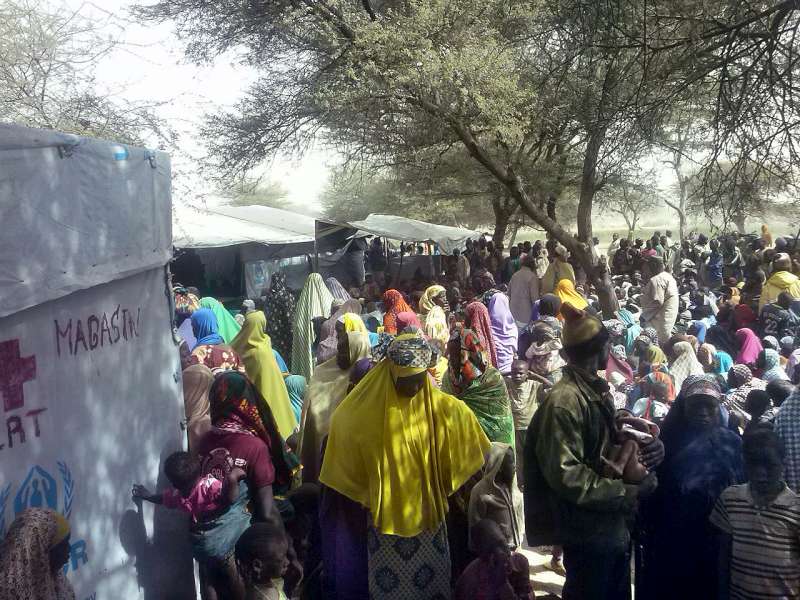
[
  {"left": 132, "top": 451, "right": 244, "bottom": 522},
  {"left": 235, "top": 522, "right": 290, "bottom": 600},
  {"left": 710, "top": 426, "right": 800, "bottom": 599},
  {"left": 454, "top": 519, "right": 534, "bottom": 600}
]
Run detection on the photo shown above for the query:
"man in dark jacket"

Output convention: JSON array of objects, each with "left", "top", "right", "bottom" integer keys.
[{"left": 524, "top": 302, "right": 661, "bottom": 600}]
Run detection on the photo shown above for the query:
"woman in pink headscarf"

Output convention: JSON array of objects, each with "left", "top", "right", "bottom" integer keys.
[
  {"left": 735, "top": 328, "right": 763, "bottom": 367},
  {"left": 465, "top": 301, "right": 498, "bottom": 368},
  {"left": 396, "top": 311, "right": 423, "bottom": 332}
]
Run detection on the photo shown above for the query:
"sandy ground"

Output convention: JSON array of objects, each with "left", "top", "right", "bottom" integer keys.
[
  {"left": 518, "top": 545, "right": 565, "bottom": 598},
  {"left": 512, "top": 485, "right": 566, "bottom": 598}
]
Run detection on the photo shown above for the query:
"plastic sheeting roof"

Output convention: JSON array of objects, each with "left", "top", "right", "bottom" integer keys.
[
  {"left": 0, "top": 124, "right": 172, "bottom": 318},
  {"left": 173, "top": 204, "right": 317, "bottom": 248},
  {"left": 349, "top": 213, "right": 481, "bottom": 253}
]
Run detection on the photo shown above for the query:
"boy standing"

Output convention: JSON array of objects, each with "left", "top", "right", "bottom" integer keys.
[
  {"left": 504, "top": 359, "right": 539, "bottom": 489},
  {"left": 710, "top": 426, "right": 800, "bottom": 599}
]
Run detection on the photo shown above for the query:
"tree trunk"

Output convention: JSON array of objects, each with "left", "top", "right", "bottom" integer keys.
[
  {"left": 440, "top": 111, "right": 617, "bottom": 315},
  {"left": 508, "top": 220, "right": 521, "bottom": 248},
  {"left": 491, "top": 195, "right": 512, "bottom": 244}
]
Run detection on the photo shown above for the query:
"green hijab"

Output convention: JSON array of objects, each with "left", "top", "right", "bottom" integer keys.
[{"left": 199, "top": 297, "right": 241, "bottom": 344}]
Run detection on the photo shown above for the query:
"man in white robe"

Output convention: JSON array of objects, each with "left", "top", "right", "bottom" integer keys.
[{"left": 641, "top": 256, "right": 679, "bottom": 344}]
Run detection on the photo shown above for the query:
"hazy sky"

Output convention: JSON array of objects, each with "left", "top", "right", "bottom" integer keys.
[{"left": 58, "top": 0, "right": 333, "bottom": 210}]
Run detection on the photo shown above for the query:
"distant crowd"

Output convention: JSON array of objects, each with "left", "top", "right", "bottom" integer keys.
[{"left": 4, "top": 225, "right": 800, "bottom": 600}]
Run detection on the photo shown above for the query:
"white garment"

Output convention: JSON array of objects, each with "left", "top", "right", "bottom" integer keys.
[{"left": 641, "top": 271, "right": 679, "bottom": 344}]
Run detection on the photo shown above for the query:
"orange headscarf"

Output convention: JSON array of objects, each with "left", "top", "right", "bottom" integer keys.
[{"left": 382, "top": 289, "right": 413, "bottom": 334}]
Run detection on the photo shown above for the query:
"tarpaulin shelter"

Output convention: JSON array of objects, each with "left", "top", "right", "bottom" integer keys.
[
  {"left": 349, "top": 213, "right": 484, "bottom": 281},
  {"left": 349, "top": 213, "right": 482, "bottom": 254},
  {"left": 172, "top": 203, "right": 362, "bottom": 295},
  {"left": 0, "top": 124, "right": 191, "bottom": 598}
]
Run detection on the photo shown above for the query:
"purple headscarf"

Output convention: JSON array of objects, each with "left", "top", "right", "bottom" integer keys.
[{"left": 488, "top": 293, "right": 518, "bottom": 374}]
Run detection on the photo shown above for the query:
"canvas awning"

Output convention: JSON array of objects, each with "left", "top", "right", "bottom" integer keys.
[
  {"left": 172, "top": 204, "right": 317, "bottom": 249},
  {"left": 349, "top": 213, "right": 482, "bottom": 253}
]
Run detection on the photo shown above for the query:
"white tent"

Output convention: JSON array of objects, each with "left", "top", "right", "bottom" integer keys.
[
  {"left": 0, "top": 125, "right": 189, "bottom": 599},
  {"left": 172, "top": 204, "right": 316, "bottom": 249},
  {"left": 349, "top": 213, "right": 482, "bottom": 253}
]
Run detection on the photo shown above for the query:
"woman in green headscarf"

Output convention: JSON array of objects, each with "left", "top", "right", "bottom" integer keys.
[
  {"left": 442, "top": 326, "right": 515, "bottom": 445},
  {"left": 291, "top": 273, "right": 335, "bottom": 380},
  {"left": 199, "top": 297, "right": 242, "bottom": 344}
]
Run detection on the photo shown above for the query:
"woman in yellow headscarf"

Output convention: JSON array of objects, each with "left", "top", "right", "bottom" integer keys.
[
  {"left": 320, "top": 333, "right": 489, "bottom": 599},
  {"left": 231, "top": 311, "right": 298, "bottom": 438},
  {"left": 419, "top": 284, "right": 447, "bottom": 316},
  {"left": 298, "top": 330, "right": 371, "bottom": 482},
  {"left": 554, "top": 278, "right": 588, "bottom": 319}
]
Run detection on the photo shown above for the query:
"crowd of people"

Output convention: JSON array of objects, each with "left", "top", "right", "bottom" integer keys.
[{"left": 3, "top": 226, "right": 800, "bottom": 600}]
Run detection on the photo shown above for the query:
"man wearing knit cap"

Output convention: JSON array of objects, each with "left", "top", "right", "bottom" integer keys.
[
  {"left": 759, "top": 252, "right": 800, "bottom": 312},
  {"left": 524, "top": 302, "right": 661, "bottom": 600}
]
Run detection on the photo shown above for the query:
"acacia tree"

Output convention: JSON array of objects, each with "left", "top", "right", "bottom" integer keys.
[
  {"left": 596, "top": 171, "right": 660, "bottom": 240},
  {"left": 1, "top": 0, "right": 171, "bottom": 145},
  {"left": 136, "top": 0, "right": 800, "bottom": 313},
  {"left": 686, "top": 159, "right": 791, "bottom": 233}
]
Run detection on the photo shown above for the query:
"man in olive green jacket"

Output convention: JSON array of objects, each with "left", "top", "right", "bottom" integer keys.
[{"left": 524, "top": 302, "right": 661, "bottom": 600}]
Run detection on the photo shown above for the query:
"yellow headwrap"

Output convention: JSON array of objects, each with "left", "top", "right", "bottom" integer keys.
[
  {"left": 52, "top": 512, "right": 70, "bottom": 548},
  {"left": 231, "top": 311, "right": 298, "bottom": 438},
  {"left": 340, "top": 312, "right": 368, "bottom": 334},
  {"left": 320, "top": 357, "right": 490, "bottom": 537},
  {"left": 419, "top": 285, "right": 446, "bottom": 315}
]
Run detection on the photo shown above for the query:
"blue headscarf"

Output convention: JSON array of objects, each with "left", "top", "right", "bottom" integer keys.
[
  {"left": 284, "top": 375, "right": 307, "bottom": 422},
  {"left": 191, "top": 308, "right": 224, "bottom": 346},
  {"left": 714, "top": 351, "right": 733, "bottom": 375},
  {"left": 689, "top": 321, "right": 707, "bottom": 344},
  {"left": 273, "top": 349, "right": 289, "bottom": 373},
  {"left": 617, "top": 308, "right": 642, "bottom": 355}
]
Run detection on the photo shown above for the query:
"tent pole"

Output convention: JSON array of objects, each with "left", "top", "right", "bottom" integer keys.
[
  {"left": 396, "top": 243, "right": 404, "bottom": 287},
  {"left": 314, "top": 237, "right": 319, "bottom": 273}
]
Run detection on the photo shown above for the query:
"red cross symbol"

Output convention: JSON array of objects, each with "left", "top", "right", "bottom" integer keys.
[{"left": 0, "top": 339, "right": 36, "bottom": 413}]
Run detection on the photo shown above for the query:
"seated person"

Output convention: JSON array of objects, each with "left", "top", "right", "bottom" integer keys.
[{"left": 455, "top": 519, "right": 534, "bottom": 600}]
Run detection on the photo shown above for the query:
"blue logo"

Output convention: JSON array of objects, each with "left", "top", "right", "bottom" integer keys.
[
  {"left": 0, "top": 462, "right": 87, "bottom": 574},
  {"left": 1, "top": 462, "right": 74, "bottom": 537}
]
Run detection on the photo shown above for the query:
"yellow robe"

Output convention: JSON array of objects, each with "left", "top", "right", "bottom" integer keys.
[
  {"left": 320, "top": 359, "right": 490, "bottom": 537},
  {"left": 231, "top": 311, "right": 298, "bottom": 438}
]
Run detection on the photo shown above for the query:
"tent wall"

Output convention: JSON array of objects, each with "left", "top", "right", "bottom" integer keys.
[
  {"left": 0, "top": 125, "right": 172, "bottom": 319},
  {"left": 0, "top": 125, "right": 185, "bottom": 599},
  {"left": 0, "top": 268, "right": 191, "bottom": 599}
]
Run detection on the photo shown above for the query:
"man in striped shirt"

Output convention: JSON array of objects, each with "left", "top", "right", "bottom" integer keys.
[{"left": 710, "top": 426, "right": 800, "bottom": 599}]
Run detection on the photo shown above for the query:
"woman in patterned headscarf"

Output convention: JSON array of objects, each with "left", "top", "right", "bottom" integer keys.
[
  {"left": 443, "top": 326, "right": 515, "bottom": 445},
  {"left": 0, "top": 508, "right": 74, "bottom": 600},
  {"left": 325, "top": 277, "right": 352, "bottom": 302},
  {"left": 668, "top": 341, "right": 705, "bottom": 395},
  {"left": 725, "top": 364, "right": 767, "bottom": 420},
  {"left": 320, "top": 333, "right": 489, "bottom": 600},
  {"left": 382, "top": 289, "right": 413, "bottom": 334},
  {"left": 465, "top": 301, "right": 498, "bottom": 368},
  {"left": 263, "top": 272, "right": 296, "bottom": 363},
  {"left": 194, "top": 371, "right": 299, "bottom": 599}
]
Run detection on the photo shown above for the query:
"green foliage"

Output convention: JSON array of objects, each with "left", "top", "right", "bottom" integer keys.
[
  {"left": 226, "top": 180, "right": 290, "bottom": 208},
  {"left": 137, "top": 0, "right": 800, "bottom": 293},
  {"left": 1, "top": 0, "right": 172, "bottom": 146}
]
